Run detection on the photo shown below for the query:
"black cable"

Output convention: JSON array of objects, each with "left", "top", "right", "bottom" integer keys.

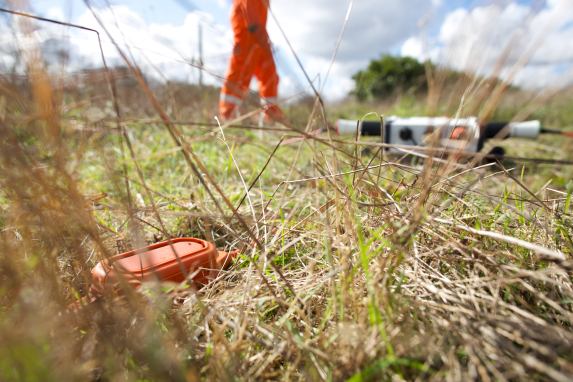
[{"left": 541, "top": 128, "right": 565, "bottom": 135}]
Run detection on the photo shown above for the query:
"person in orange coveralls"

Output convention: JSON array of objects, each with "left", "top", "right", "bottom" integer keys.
[{"left": 219, "top": 0, "right": 284, "bottom": 122}]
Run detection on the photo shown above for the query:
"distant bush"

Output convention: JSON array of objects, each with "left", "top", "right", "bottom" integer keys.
[{"left": 352, "top": 55, "right": 428, "bottom": 101}]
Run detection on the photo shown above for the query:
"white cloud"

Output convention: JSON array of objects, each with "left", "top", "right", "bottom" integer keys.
[
  {"left": 401, "top": 1, "right": 573, "bottom": 89},
  {"left": 46, "top": 7, "right": 65, "bottom": 22},
  {"left": 1, "top": 5, "right": 233, "bottom": 88},
  {"left": 547, "top": 0, "right": 568, "bottom": 8},
  {"left": 267, "top": 0, "right": 437, "bottom": 99},
  {"left": 68, "top": 5, "right": 233, "bottom": 85},
  {"left": 401, "top": 37, "right": 423, "bottom": 60},
  {"left": 269, "top": 0, "right": 433, "bottom": 63}
]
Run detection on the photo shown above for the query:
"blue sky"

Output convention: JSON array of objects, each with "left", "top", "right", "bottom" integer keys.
[{"left": 7, "top": 0, "right": 573, "bottom": 99}]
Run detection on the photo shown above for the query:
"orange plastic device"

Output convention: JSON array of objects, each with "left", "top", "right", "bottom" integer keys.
[{"left": 89, "top": 238, "right": 238, "bottom": 296}]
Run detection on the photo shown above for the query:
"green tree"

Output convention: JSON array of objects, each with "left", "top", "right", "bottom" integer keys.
[{"left": 352, "top": 55, "right": 428, "bottom": 101}]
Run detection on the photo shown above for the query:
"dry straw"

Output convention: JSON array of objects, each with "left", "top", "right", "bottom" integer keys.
[{"left": 1, "top": 1, "right": 573, "bottom": 381}]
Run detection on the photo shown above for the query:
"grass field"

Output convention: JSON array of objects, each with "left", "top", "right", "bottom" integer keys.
[{"left": 3, "top": 28, "right": 573, "bottom": 381}]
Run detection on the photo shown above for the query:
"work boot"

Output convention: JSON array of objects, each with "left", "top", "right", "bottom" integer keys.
[{"left": 262, "top": 104, "right": 288, "bottom": 125}]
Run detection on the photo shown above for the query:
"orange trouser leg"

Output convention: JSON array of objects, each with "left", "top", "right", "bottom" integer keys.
[
  {"left": 220, "top": 41, "right": 257, "bottom": 120},
  {"left": 254, "top": 51, "right": 284, "bottom": 122}
]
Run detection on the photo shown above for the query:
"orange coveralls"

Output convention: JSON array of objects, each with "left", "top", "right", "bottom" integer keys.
[{"left": 219, "top": 0, "right": 282, "bottom": 121}]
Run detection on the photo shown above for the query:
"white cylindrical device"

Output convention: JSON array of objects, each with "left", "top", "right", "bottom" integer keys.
[
  {"left": 335, "top": 119, "right": 361, "bottom": 135},
  {"left": 509, "top": 120, "right": 541, "bottom": 139}
]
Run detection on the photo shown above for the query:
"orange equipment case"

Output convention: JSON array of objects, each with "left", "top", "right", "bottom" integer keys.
[{"left": 89, "top": 238, "right": 238, "bottom": 296}]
